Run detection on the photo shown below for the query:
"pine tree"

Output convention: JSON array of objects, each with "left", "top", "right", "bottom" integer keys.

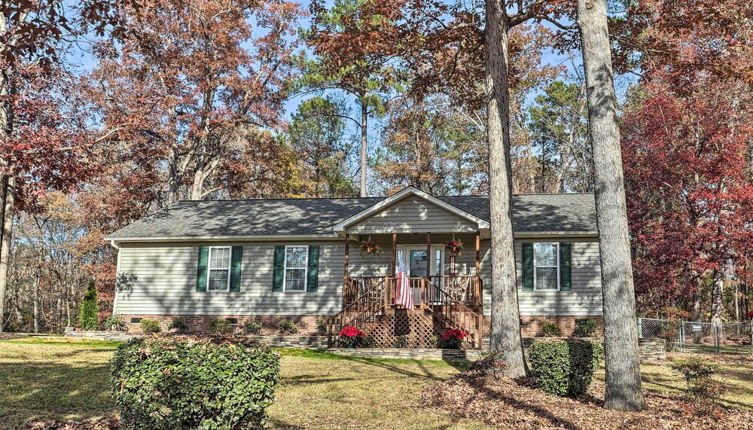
[{"left": 78, "top": 281, "right": 99, "bottom": 330}]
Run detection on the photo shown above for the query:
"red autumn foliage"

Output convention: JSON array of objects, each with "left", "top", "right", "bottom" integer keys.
[{"left": 622, "top": 72, "right": 753, "bottom": 312}]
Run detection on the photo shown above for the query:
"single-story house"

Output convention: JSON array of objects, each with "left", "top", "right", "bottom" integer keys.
[{"left": 106, "top": 187, "right": 603, "bottom": 348}]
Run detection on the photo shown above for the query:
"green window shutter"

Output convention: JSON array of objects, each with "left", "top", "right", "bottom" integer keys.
[
  {"left": 559, "top": 242, "right": 572, "bottom": 291},
  {"left": 196, "top": 246, "right": 209, "bottom": 292},
  {"left": 230, "top": 246, "right": 243, "bottom": 292},
  {"left": 522, "top": 243, "right": 534, "bottom": 291},
  {"left": 273, "top": 246, "right": 285, "bottom": 292},
  {"left": 307, "top": 245, "right": 320, "bottom": 292}
]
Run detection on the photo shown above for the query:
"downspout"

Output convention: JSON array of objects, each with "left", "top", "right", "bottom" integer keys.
[{"left": 111, "top": 240, "right": 121, "bottom": 316}]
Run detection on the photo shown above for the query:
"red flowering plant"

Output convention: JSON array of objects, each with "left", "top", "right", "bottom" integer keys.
[
  {"left": 439, "top": 329, "right": 468, "bottom": 349},
  {"left": 445, "top": 239, "right": 463, "bottom": 256},
  {"left": 339, "top": 326, "right": 366, "bottom": 348},
  {"left": 360, "top": 240, "right": 383, "bottom": 256}
]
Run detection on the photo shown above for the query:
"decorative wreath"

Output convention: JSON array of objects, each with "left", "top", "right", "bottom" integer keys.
[
  {"left": 445, "top": 239, "right": 464, "bottom": 256},
  {"left": 361, "top": 239, "right": 383, "bottom": 256}
]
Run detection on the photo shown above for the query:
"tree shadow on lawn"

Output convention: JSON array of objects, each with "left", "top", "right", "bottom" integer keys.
[{"left": 0, "top": 361, "right": 114, "bottom": 429}]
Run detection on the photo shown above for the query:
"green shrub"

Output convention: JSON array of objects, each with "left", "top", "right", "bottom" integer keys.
[
  {"left": 572, "top": 319, "right": 598, "bottom": 337},
  {"left": 210, "top": 318, "right": 233, "bottom": 335},
  {"left": 111, "top": 336, "right": 280, "bottom": 429},
  {"left": 243, "top": 318, "right": 263, "bottom": 335},
  {"left": 671, "top": 358, "right": 715, "bottom": 384},
  {"left": 103, "top": 315, "right": 126, "bottom": 331},
  {"left": 315, "top": 320, "right": 328, "bottom": 336},
  {"left": 541, "top": 321, "right": 561, "bottom": 337},
  {"left": 169, "top": 318, "right": 189, "bottom": 333},
  {"left": 528, "top": 339, "right": 603, "bottom": 397},
  {"left": 277, "top": 319, "right": 298, "bottom": 335},
  {"left": 140, "top": 319, "right": 161, "bottom": 334},
  {"left": 671, "top": 358, "right": 727, "bottom": 416},
  {"left": 393, "top": 335, "right": 408, "bottom": 348},
  {"left": 78, "top": 280, "right": 99, "bottom": 330}
]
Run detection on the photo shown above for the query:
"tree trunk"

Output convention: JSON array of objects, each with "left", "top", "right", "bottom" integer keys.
[
  {"left": 33, "top": 257, "right": 40, "bottom": 333},
  {"left": 711, "top": 269, "right": 724, "bottom": 324},
  {"left": 484, "top": 0, "right": 526, "bottom": 378},
  {"left": 0, "top": 175, "right": 15, "bottom": 333},
  {"left": 577, "top": 0, "right": 645, "bottom": 411},
  {"left": 692, "top": 288, "right": 703, "bottom": 343},
  {"left": 359, "top": 101, "right": 368, "bottom": 197}
]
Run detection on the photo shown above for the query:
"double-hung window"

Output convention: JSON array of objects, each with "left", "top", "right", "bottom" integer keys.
[
  {"left": 534, "top": 242, "right": 559, "bottom": 290},
  {"left": 207, "top": 246, "right": 232, "bottom": 291},
  {"left": 283, "top": 245, "right": 308, "bottom": 291}
]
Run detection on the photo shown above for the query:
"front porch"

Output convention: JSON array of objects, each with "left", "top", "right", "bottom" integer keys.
[{"left": 328, "top": 230, "right": 485, "bottom": 349}]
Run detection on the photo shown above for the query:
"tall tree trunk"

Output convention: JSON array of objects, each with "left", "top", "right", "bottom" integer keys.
[
  {"left": 692, "top": 288, "right": 703, "bottom": 343},
  {"left": 577, "top": 0, "right": 645, "bottom": 411},
  {"left": 711, "top": 269, "right": 724, "bottom": 324},
  {"left": 32, "top": 274, "right": 39, "bottom": 333},
  {"left": 484, "top": 0, "right": 526, "bottom": 378},
  {"left": 0, "top": 175, "right": 15, "bottom": 333},
  {"left": 359, "top": 101, "right": 368, "bottom": 197}
]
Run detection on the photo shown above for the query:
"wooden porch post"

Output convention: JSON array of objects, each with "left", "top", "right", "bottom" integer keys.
[
  {"left": 343, "top": 234, "right": 350, "bottom": 303},
  {"left": 425, "top": 232, "right": 432, "bottom": 309},
  {"left": 426, "top": 232, "right": 432, "bottom": 278},
  {"left": 475, "top": 231, "right": 481, "bottom": 305},
  {"left": 391, "top": 233, "right": 397, "bottom": 275},
  {"left": 475, "top": 230, "right": 483, "bottom": 348}
]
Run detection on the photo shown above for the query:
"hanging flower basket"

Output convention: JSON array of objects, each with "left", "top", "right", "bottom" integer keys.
[
  {"left": 445, "top": 239, "right": 464, "bottom": 256},
  {"left": 361, "top": 240, "right": 383, "bottom": 256}
]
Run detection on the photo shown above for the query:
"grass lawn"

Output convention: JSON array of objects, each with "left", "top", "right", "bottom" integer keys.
[
  {"left": 0, "top": 337, "right": 490, "bottom": 430},
  {"left": 2, "top": 338, "right": 752, "bottom": 430}
]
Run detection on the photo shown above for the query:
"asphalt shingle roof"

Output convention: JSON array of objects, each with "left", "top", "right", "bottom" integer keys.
[{"left": 107, "top": 193, "right": 596, "bottom": 240}]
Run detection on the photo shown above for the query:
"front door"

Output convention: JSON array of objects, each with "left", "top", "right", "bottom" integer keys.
[
  {"left": 397, "top": 246, "right": 443, "bottom": 277},
  {"left": 408, "top": 249, "right": 428, "bottom": 277}
]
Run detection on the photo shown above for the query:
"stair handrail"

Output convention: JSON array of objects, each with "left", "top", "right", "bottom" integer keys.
[{"left": 327, "top": 277, "right": 388, "bottom": 346}]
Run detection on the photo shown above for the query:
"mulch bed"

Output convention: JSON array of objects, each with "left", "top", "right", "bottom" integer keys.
[
  {"left": 0, "top": 333, "right": 28, "bottom": 340},
  {"left": 423, "top": 374, "right": 753, "bottom": 430},
  {"left": 26, "top": 417, "right": 119, "bottom": 430}
]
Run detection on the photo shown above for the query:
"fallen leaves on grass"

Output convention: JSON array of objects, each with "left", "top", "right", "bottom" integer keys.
[
  {"left": 25, "top": 416, "right": 119, "bottom": 430},
  {"left": 423, "top": 373, "right": 753, "bottom": 430}
]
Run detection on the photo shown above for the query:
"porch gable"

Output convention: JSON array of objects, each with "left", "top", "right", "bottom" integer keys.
[{"left": 334, "top": 187, "right": 489, "bottom": 235}]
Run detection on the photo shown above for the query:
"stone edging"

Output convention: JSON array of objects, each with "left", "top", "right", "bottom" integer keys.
[{"left": 328, "top": 347, "right": 483, "bottom": 361}]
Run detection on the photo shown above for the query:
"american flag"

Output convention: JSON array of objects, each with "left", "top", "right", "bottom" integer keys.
[{"left": 394, "top": 255, "right": 414, "bottom": 309}]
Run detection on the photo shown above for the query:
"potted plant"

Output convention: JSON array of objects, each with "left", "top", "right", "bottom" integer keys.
[
  {"left": 360, "top": 239, "right": 383, "bottom": 256},
  {"left": 339, "top": 326, "right": 366, "bottom": 348},
  {"left": 440, "top": 329, "right": 468, "bottom": 349},
  {"left": 445, "top": 239, "right": 463, "bottom": 256}
]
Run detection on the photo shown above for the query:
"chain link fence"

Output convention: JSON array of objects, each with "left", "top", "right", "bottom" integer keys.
[{"left": 638, "top": 317, "right": 753, "bottom": 354}]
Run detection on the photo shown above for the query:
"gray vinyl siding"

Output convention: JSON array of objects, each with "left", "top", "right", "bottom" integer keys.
[
  {"left": 478, "top": 239, "right": 603, "bottom": 317},
  {"left": 114, "top": 241, "right": 345, "bottom": 316},
  {"left": 345, "top": 196, "right": 477, "bottom": 234},
  {"left": 114, "top": 238, "right": 603, "bottom": 318}
]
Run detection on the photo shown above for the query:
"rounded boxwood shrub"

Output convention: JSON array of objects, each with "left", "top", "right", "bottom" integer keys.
[
  {"left": 140, "top": 318, "right": 161, "bottom": 333},
  {"left": 528, "top": 339, "right": 603, "bottom": 397},
  {"left": 540, "top": 321, "right": 561, "bottom": 337},
  {"left": 111, "top": 336, "right": 280, "bottom": 429},
  {"left": 572, "top": 319, "right": 598, "bottom": 337}
]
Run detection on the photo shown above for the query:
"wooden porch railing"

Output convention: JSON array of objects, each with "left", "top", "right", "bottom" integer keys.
[{"left": 330, "top": 275, "right": 484, "bottom": 348}]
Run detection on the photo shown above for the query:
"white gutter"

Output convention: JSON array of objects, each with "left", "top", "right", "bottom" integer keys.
[{"left": 104, "top": 233, "right": 343, "bottom": 243}]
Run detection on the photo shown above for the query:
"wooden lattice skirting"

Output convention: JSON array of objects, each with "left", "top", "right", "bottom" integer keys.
[{"left": 363, "top": 309, "right": 472, "bottom": 349}]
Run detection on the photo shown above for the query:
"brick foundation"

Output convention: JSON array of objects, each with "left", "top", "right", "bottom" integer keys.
[
  {"left": 120, "top": 314, "right": 329, "bottom": 335},
  {"left": 483, "top": 316, "right": 604, "bottom": 338},
  {"left": 120, "top": 314, "right": 603, "bottom": 339}
]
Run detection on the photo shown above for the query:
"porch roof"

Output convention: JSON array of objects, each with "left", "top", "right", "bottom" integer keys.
[{"left": 106, "top": 189, "right": 597, "bottom": 242}]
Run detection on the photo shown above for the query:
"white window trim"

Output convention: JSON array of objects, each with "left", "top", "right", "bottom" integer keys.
[
  {"left": 207, "top": 246, "right": 232, "bottom": 292},
  {"left": 533, "top": 242, "right": 560, "bottom": 291},
  {"left": 283, "top": 245, "right": 308, "bottom": 292}
]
